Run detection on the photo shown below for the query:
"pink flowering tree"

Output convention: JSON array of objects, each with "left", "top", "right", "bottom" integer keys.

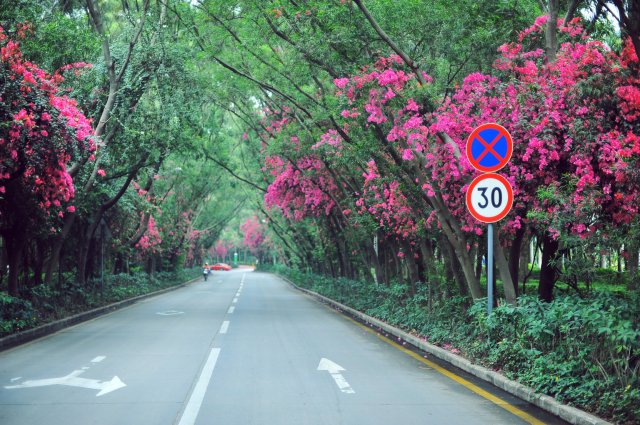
[
  {"left": 240, "top": 216, "right": 268, "bottom": 261},
  {"left": 0, "top": 25, "right": 96, "bottom": 295},
  {"left": 321, "top": 16, "right": 640, "bottom": 301},
  {"left": 327, "top": 53, "right": 493, "bottom": 298},
  {"left": 430, "top": 18, "right": 640, "bottom": 300},
  {"left": 213, "top": 240, "right": 230, "bottom": 262}
]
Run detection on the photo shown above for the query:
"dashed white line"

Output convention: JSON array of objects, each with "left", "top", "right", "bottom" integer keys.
[
  {"left": 219, "top": 321, "right": 230, "bottom": 334},
  {"left": 177, "top": 348, "right": 221, "bottom": 425},
  {"left": 232, "top": 297, "right": 238, "bottom": 303},
  {"left": 227, "top": 306, "right": 235, "bottom": 314},
  {"left": 91, "top": 356, "right": 106, "bottom": 363}
]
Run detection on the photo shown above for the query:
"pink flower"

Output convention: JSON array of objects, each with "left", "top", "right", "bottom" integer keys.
[
  {"left": 402, "top": 149, "right": 414, "bottom": 161},
  {"left": 97, "top": 169, "right": 106, "bottom": 177},
  {"left": 333, "top": 78, "right": 349, "bottom": 89}
]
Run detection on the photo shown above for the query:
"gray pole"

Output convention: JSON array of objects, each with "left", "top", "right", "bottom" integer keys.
[{"left": 487, "top": 223, "right": 494, "bottom": 315}]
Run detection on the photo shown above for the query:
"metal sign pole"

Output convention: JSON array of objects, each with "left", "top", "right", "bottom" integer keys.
[{"left": 487, "top": 223, "right": 494, "bottom": 315}]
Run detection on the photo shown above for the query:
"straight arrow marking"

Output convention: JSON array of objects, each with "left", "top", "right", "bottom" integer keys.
[{"left": 317, "top": 358, "right": 355, "bottom": 394}]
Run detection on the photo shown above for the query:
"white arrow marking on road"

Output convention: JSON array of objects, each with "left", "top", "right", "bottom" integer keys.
[
  {"left": 317, "top": 358, "right": 355, "bottom": 394},
  {"left": 5, "top": 369, "right": 126, "bottom": 397},
  {"left": 157, "top": 310, "right": 184, "bottom": 316}
]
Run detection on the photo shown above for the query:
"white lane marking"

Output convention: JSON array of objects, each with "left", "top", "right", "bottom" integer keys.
[
  {"left": 227, "top": 306, "right": 235, "bottom": 314},
  {"left": 91, "top": 356, "right": 106, "bottom": 363},
  {"left": 177, "top": 348, "right": 221, "bottom": 425},
  {"left": 233, "top": 297, "right": 238, "bottom": 303},
  {"left": 317, "top": 358, "right": 355, "bottom": 394},
  {"left": 10, "top": 377, "right": 21, "bottom": 382},
  {"left": 219, "top": 321, "right": 230, "bottom": 334}
]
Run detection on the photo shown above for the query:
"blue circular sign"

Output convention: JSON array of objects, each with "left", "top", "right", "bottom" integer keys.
[{"left": 466, "top": 123, "right": 513, "bottom": 172}]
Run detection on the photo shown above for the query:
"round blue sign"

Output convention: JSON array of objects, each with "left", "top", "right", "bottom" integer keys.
[{"left": 466, "top": 123, "right": 513, "bottom": 172}]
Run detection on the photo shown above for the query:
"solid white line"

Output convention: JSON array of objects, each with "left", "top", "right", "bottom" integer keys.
[
  {"left": 228, "top": 306, "right": 235, "bottom": 314},
  {"left": 91, "top": 356, "right": 106, "bottom": 363},
  {"left": 177, "top": 348, "right": 221, "bottom": 425},
  {"left": 219, "top": 321, "right": 230, "bottom": 334}
]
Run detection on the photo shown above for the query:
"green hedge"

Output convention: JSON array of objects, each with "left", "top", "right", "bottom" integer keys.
[
  {"left": 0, "top": 268, "right": 201, "bottom": 338},
  {"left": 272, "top": 265, "right": 639, "bottom": 424}
]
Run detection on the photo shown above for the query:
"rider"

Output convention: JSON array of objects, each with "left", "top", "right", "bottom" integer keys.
[{"left": 202, "top": 263, "right": 210, "bottom": 281}]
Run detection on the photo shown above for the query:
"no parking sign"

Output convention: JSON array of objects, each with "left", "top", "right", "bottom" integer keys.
[
  {"left": 464, "top": 123, "right": 514, "bottom": 315},
  {"left": 465, "top": 124, "right": 513, "bottom": 223},
  {"left": 466, "top": 123, "right": 513, "bottom": 173}
]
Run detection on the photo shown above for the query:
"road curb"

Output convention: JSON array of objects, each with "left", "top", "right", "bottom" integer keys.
[
  {"left": 280, "top": 276, "right": 612, "bottom": 425},
  {"left": 0, "top": 276, "right": 202, "bottom": 352}
]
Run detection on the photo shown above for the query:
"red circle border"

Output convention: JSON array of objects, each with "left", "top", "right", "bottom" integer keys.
[{"left": 465, "top": 173, "right": 514, "bottom": 223}]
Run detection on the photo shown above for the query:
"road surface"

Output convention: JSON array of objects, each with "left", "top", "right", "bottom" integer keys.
[{"left": 0, "top": 269, "right": 565, "bottom": 424}]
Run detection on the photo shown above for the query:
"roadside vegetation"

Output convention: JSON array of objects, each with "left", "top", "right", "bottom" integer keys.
[
  {"left": 270, "top": 264, "right": 639, "bottom": 424},
  {"left": 0, "top": 268, "right": 201, "bottom": 337}
]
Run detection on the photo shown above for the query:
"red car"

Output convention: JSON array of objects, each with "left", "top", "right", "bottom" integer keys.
[{"left": 210, "top": 263, "right": 232, "bottom": 271}]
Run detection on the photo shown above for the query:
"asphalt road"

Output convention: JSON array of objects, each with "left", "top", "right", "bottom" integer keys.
[{"left": 0, "top": 269, "right": 566, "bottom": 425}]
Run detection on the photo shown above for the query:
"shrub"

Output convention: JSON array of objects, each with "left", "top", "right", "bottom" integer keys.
[{"left": 0, "top": 292, "right": 38, "bottom": 336}]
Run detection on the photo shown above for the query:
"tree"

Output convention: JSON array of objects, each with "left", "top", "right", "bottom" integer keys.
[{"left": 0, "top": 24, "right": 96, "bottom": 295}]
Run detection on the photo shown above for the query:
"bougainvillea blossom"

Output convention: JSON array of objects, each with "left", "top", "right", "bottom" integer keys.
[{"left": 0, "top": 25, "right": 96, "bottom": 220}]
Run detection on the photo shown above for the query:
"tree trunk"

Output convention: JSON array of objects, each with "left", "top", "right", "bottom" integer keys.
[
  {"left": 538, "top": 233, "right": 560, "bottom": 302},
  {"left": 442, "top": 237, "right": 468, "bottom": 297},
  {"left": 44, "top": 213, "right": 76, "bottom": 285},
  {"left": 5, "top": 233, "right": 26, "bottom": 296},
  {"left": 419, "top": 238, "right": 437, "bottom": 279},
  {"left": 626, "top": 239, "right": 639, "bottom": 289},
  {"left": 508, "top": 226, "right": 526, "bottom": 296},
  {"left": 495, "top": 237, "right": 517, "bottom": 305},
  {"left": 519, "top": 236, "right": 531, "bottom": 294},
  {"left": 475, "top": 243, "right": 483, "bottom": 281},
  {"left": 403, "top": 242, "right": 419, "bottom": 296},
  {"left": 545, "top": 0, "right": 559, "bottom": 62}
]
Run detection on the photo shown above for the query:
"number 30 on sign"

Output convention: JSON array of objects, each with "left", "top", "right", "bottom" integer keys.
[{"left": 466, "top": 173, "right": 513, "bottom": 223}]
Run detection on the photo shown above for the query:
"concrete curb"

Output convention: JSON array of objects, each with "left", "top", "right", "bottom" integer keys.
[
  {"left": 0, "top": 276, "right": 202, "bottom": 352},
  {"left": 281, "top": 276, "right": 612, "bottom": 425}
]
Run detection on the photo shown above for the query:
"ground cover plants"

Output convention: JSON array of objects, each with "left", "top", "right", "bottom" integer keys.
[
  {"left": 271, "top": 265, "right": 640, "bottom": 424},
  {"left": 0, "top": 268, "right": 200, "bottom": 337}
]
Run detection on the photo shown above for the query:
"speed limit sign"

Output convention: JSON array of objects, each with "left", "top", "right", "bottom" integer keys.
[{"left": 465, "top": 173, "right": 513, "bottom": 223}]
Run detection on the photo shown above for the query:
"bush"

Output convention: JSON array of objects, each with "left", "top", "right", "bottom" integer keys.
[
  {"left": 0, "top": 292, "right": 38, "bottom": 337},
  {"left": 1, "top": 269, "right": 194, "bottom": 338}
]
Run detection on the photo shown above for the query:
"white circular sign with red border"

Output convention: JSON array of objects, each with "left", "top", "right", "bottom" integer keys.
[{"left": 466, "top": 173, "right": 513, "bottom": 223}]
